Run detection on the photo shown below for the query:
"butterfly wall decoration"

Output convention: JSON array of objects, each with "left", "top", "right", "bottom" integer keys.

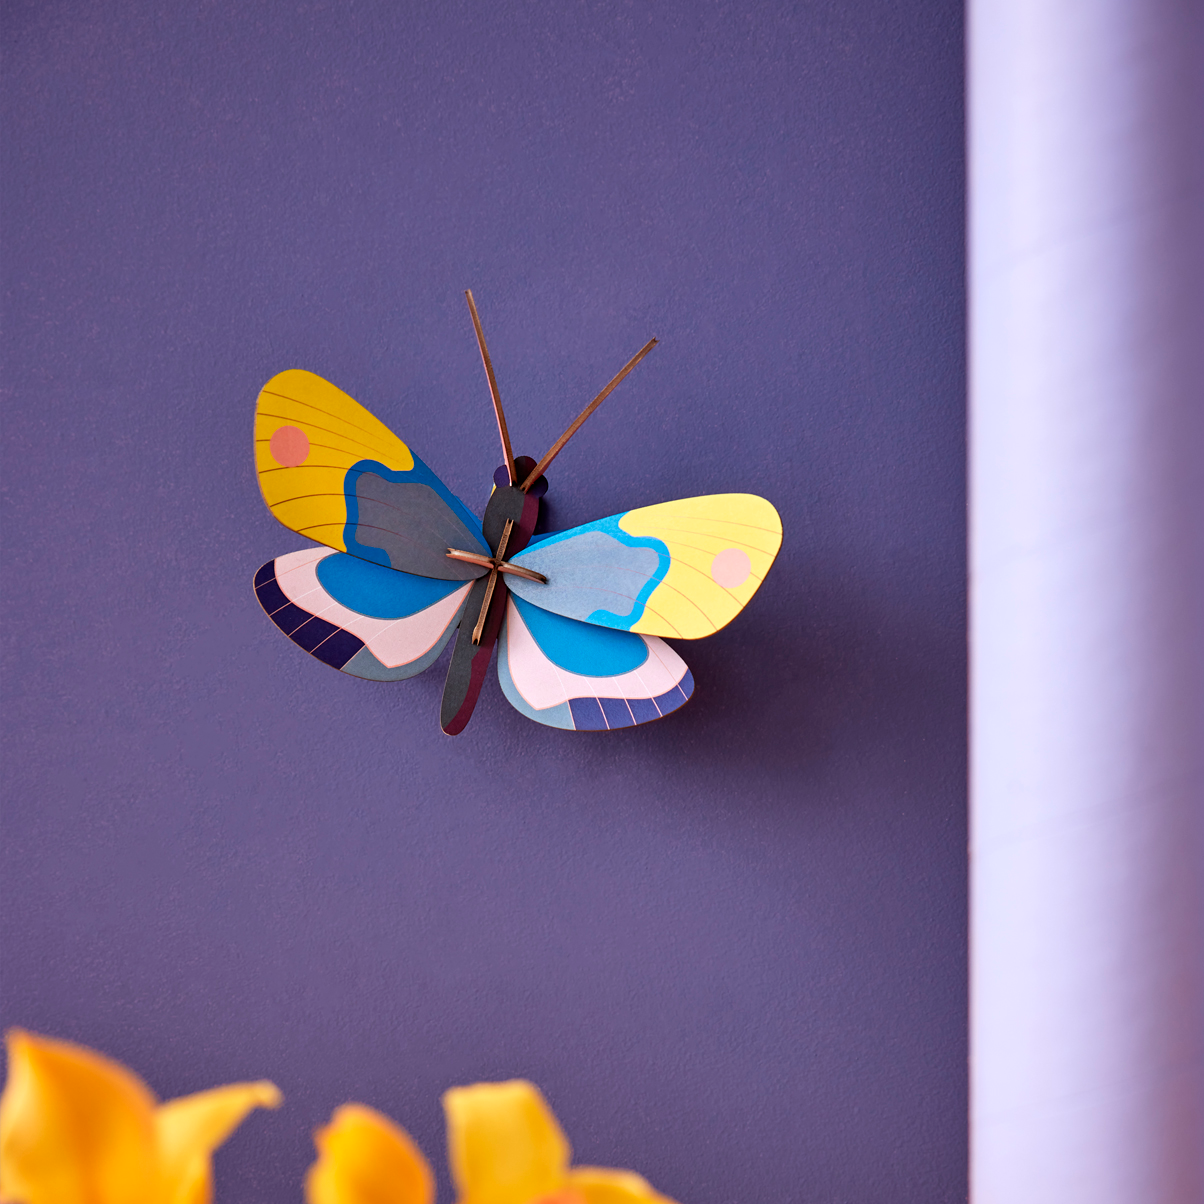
[{"left": 253, "top": 292, "right": 782, "bottom": 734}]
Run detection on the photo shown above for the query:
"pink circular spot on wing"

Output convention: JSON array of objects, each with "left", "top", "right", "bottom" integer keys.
[
  {"left": 269, "top": 425, "right": 310, "bottom": 467},
  {"left": 711, "top": 547, "right": 752, "bottom": 589}
]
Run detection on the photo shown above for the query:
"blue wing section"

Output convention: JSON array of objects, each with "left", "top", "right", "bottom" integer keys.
[
  {"left": 509, "top": 597, "right": 649, "bottom": 676},
  {"left": 316, "top": 552, "right": 466, "bottom": 617},
  {"left": 505, "top": 515, "right": 670, "bottom": 630},
  {"left": 498, "top": 596, "right": 693, "bottom": 731}
]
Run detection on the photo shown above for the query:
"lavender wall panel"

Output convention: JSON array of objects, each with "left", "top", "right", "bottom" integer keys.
[{"left": 0, "top": 2, "right": 966, "bottom": 1199}]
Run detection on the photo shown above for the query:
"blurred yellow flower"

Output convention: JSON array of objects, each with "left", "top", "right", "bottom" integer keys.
[
  {"left": 306, "top": 1079, "right": 677, "bottom": 1204},
  {"left": 0, "top": 1029, "right": 281, "bottom": 1204},
  {"left": 306, "top": 1103, "right": 434, "bottom": 1204}
]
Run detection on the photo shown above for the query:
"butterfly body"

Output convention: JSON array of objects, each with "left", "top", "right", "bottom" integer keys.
[
  {"left": 440, "top": 466, "right": 544, "bottom": 734},
  {"left": 254, "top": 347, "right": 780, "bottom": 735}
]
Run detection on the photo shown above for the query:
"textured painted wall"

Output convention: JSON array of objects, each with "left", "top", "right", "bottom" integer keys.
[{"left": 0, "top": 2, "right": 966, "bottom": 1199}]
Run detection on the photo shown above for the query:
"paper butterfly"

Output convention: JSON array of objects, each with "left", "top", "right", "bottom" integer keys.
[{"left": 254, "top": 292, "right": 782, "bottom": 735}]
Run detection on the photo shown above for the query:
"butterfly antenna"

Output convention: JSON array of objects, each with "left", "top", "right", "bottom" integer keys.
[
  {"left": 465, "top": 289, "right": 517, "bottom": 486},
  {"left": 521, "top": 337, "right": 659, "bottom": 491}
]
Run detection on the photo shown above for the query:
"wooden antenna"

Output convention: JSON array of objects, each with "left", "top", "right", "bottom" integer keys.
[
  {"left": 521, "top": 337, "right": 658, "bottom": 491},
  {"left": 465, "top": 290, "right": 517, "bottom": 486}
]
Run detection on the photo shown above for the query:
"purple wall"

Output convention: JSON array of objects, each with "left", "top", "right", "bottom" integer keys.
[{"left": 0, "top": 2, "right": 966, "bottom": 1199}]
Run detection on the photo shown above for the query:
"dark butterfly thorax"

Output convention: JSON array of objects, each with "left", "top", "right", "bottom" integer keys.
[
  {"left": 439, "top": 455, "right": 547, "bottom": 734},
  {"left": 483, "top": 456, "right": 547, "bottom": 554}
]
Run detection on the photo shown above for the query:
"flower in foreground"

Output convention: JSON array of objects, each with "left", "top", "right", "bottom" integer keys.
[
  {"left": 0, "top": 1029, "right": 281, "bottom": 1204},
  {"left": 307, "top": 1079, "right": 678, "bottom": 1204}
]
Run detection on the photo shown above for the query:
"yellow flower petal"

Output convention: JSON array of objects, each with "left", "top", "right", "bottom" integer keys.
[
  {"left": 443, "top": 1080, "right": 570, "bottom": 1204},
  {"left": 155, "top": 1080, "right": 282, "bottom": 1204},
  {"left": 567, "top": 1167, "right": 679, "bottom": 1204},
  {"left": 305, "top": 1103, "right": 434, "bottom": 1204},
  {"left": 0, "top": 1028, "right": 160, "bottom": 1204}
]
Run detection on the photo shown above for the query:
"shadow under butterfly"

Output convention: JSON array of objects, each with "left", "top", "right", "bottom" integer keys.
[{"left": 253, "top": 292, "right": 782, "bottom": 735}]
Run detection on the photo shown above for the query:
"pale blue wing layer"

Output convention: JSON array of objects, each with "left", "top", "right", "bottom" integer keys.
[
  {"left": 498, "top": 595, "right": 693, "bottom": 730},
  {"left": 254, "top": 548, "right": 470, "bottom": 681},
  {"left": 505, "top": 517, "right": 670, "bottom": 631}
]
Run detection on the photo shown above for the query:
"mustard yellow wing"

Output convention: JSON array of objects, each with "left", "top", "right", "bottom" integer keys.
[{"left": 254, "top": 370, "right": 488, "bottom": 579}]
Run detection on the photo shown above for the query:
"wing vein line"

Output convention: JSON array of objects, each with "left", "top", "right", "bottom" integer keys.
[
  {"left": 623, "top": 515, "right": 781, "bottom": 536},
  {"left": 267, "top": 488, "right": 485, "bottom": 549},
  {"left": 259, "top": 390, "right": 396, "bottom": 443},
  {"left": 256, "top": 412, "right": 390, "bottom": 459}
]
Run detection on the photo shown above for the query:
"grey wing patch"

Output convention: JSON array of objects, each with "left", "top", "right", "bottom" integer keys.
[
  {"left": 353, "top": 475, "right": 489, "bottom": 580},
  {"left": 507, "top": 531, "right": 662, "bottom": 622}
]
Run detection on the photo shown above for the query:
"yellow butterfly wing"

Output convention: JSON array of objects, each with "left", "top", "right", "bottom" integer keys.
[
  {"left": 254, "top": 369, "right": 416, "bottom": 553},
  {"left": 507, "top": 493, "right": 782, "bottom": 639},
  {"left": 620, "top": 494, "right": 782, "bottom": 637},
  {"left": 254, "top": 370, "right": 489, "bottom": 578}
]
